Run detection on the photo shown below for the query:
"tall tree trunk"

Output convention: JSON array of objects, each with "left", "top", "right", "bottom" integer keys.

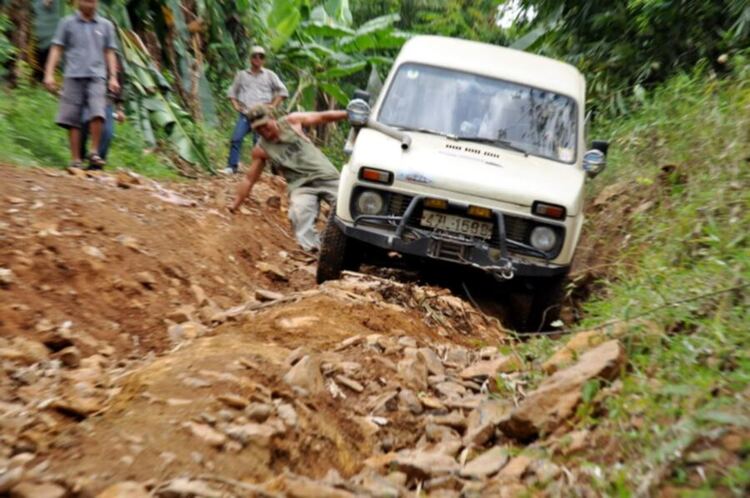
[{"left": 9, "top": 0, "right": 32, "bottom": 85}]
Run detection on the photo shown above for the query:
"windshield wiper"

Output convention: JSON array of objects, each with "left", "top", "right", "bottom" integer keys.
[
  {"left": 396, "top": 126, "right": 458, "bottom": 140},
  {"left": 454, "top": 136, "right": 528, "bottom": 156}
]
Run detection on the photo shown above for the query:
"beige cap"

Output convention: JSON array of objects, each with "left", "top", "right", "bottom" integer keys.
[
  {"left": 246, "top": 104, "right": 272, "bottom": 130},
  {"left": 250, "top": 46, "right": 266, "bottom": 56}
]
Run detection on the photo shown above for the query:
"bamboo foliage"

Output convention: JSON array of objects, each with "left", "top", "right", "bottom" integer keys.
[{"left": 119, "top": 27, "right": 212, "bottom": 172}]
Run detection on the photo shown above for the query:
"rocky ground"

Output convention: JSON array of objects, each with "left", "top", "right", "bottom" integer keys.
[{"left": 1, "top": 164, "right": 638, "bottom": 497}]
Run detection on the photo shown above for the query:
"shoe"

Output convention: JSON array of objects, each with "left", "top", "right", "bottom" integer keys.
[
  {"left": 87, "top": 153, "right": 106, "bottom": 170},
  {"left": 222, "top": 167, "right": 237, "bottom": 175}
]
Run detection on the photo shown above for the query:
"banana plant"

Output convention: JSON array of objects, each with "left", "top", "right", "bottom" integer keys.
[
  {"left": 261, "top": 0, "right": 409, "bottom": 110},
  {"left": 119, "top": 28, "right": 213, "bottom": 173}
]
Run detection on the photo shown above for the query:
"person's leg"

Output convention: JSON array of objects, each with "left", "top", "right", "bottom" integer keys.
[
  {"left": 289, "top": 187, "right": 323, "bottom": 251},
  {"left": 89, "top": 117, "right": 104, "bottom": 155},
  {"left": 79, "top": 121, "right": 89, "bottom": 160},
  {"left": 99, "top": 104, "right": 114, "bottom": 160},
  {"left": 226, "top": 115, "right": 250, "bottom": 172},
  {"left": 55, "top": 78, "right": 85, "bottom": 163},
  {"left": 84, "top": 78, "right": 107, "bottom": 166},
  {"left": 318, "top": 179, "right": 340, "bottom": 207},
  {"left": 69, "top": 128, "right": 82, "bottom": 162}
]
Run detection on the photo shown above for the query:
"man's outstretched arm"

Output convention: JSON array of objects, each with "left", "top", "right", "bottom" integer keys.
[
  {"left": 230, "top": 146, "right": 267, "bottom": 212},
  {"left": 287, "top": 110, "right": 347, "bottom": 127}
]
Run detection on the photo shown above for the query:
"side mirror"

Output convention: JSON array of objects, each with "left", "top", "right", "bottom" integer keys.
[
  {"left": 582, "top": 149, "right": 606, "bottom": 178},
  {"left": 346, "top": 98, "right": 371, "bottom": 129},
  {"left": 591, "top": 140, "right": 609, "bottom": 155},
  {"left": 353, "top": 89, "right": 372, "bottom": 104}
]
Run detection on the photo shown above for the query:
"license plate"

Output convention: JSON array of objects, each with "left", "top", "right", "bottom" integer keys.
[{"left": 420, "top": 210, "right": 493, "bottom": 239}]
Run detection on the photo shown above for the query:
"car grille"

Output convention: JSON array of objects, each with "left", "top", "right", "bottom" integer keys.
[
  {"left": 385, "top": 193, "right": 533, "bottom": 246},
  {"left": 387, "top": 193, "right": 413, "bottom": 217}
]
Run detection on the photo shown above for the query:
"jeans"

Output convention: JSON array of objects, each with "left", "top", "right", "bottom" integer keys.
[
  {"left": 80, "top": 103, "right": 115, "bottom": 160},
  {"left": 227, "top": 113, "right": 258, "bottom": 171},
  {"left": 288, "top": 179, "right": 339, "bottom": 251}
]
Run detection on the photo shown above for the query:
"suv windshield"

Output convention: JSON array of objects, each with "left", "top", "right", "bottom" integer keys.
[{"left": 378, "top": 63, "right": 578, "bottom": 163}]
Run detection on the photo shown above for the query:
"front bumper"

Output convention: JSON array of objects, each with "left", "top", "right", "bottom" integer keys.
[{"left": 339, "top": 195, "right": 569, "bottom": 279}]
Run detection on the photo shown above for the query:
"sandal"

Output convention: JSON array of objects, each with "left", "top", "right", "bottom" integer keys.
[
  {"left": 87, "top": 153, "right": 106, "bottom": 170},
  {"left": 68, "top": 160, "right": 84, "bottom": 169}
]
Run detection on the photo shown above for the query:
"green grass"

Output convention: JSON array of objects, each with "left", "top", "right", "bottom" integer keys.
[
  {"left": 0, "top": 84, "right": 182, "bottom": 179},
  {"left": 514, "top": 62, "right": 750, "bottom": 495}
]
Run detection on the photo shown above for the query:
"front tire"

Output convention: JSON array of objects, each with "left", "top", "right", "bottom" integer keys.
[{"left": 316, "top": 209, "right": 360, "bottom": 284}]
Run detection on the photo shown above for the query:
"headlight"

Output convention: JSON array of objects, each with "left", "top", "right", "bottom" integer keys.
[
  {"left": 356, "top": 190, "right": 384, "bottom": 215},
  {"left": 530, "top": 226, "right": 557, "bottom": 252}
]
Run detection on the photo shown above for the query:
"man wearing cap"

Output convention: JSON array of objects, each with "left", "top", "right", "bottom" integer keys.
[
  {"left": 224, "top": 46, "right": 289, "bottom": 174},
  {"left": 229, "top": 105, "right": 347, "bottom": 252}
]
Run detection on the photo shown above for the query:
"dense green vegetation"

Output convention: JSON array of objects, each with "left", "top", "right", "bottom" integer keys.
[
  {"left": 0, "top": 70, "right": 182, "bottom": 178},
  {"left": 510, "top": 63, "right": 749, "bottom": 494},
  {"left": 2, "top": 1, "right": 748, "bottom": 176},
  {"left": 516, "top": 0, "right": 750, "bottom": 116}
]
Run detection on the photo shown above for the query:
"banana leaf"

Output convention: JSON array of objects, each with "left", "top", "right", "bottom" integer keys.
[
  {"left": 301, "top": 20, "right": 355, "bottom": 39},
  {"left": 119, "top": 27, "right": 214, "bottom": 173},
  {"left": 324, "top": 0, "right": 352, "bottom": 27},
  {"left": 319, "top": 81, "right": 349, "bottom": 106},
  {"left": 316, "top": 60, "right": 367, "bottom": 79},
  {"left": 142, "top": 94, "right": 212, "bottom": 171},
  {"left": 132, "top": 99, "right": 156, "bottom": 147},
  {"left": 266, "top": 0, "right": 303, "bottom": 51}
]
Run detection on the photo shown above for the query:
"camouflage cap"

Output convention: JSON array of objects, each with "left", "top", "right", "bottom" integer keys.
[{"left": 246, "top": 104, "right": 273, "bottom": 130}]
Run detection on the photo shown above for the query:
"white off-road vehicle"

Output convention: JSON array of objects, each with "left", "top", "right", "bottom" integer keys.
[{"left": 317, "top": 35, "right": 608, "bottom": 331}]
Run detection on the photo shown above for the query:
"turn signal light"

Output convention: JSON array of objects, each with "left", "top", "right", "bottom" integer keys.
[
  {"left": 359, "top": 167, "right": 393, "bottom": 184},
  {"left": 532, "top": 201, "right": 566, "bottom": 220},
  {"left": 467, "top": 205, "right": 492, "bottom": 218},
  {"left": 424, "top": 198, "right": 448, "bottom": 210}
]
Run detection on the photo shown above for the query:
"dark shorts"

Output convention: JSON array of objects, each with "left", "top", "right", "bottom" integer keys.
[{"left": 55, "top": 77, "right": 107, "bottom": 129}]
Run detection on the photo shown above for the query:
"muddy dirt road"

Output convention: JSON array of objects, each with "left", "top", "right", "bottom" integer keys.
[{"left": 0, "top": 165, "right": 629, "bottom": 497}]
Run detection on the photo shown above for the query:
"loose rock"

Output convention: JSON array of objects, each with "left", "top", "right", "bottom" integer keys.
[
  {"left": 459, "top": 355, "right": 520, "bottom": 380},
  {"left": 397, "top": 356, "right": 428, "bottom": 391},
  {"left": 542, "top": 329, "right": 606, "bottom": 373},
  {"left": 0, "top": 267, "right": 14, "bottom": 286},
  {"left": 182, "top": 422, "right": 226, "bottom": 447},
  {"left": 9, "top": 482, "right": 67, "bottom": 498},
  {"left": 335, "top": 375, "right": 364, "bottom": 393},
  {"left": 418, "top": 348, "right": 445, "bottom": 376},
  {"left": 96, "top": 481, "right": 150, "bottom": 498},
  {"left": 499, "top": 340, "right": 626, "bottom": 440},
  {"left": 460, "top": 446, "right": 509, "bottom": 479},
  {"left": 394, "top": 450, "right": 459, "bottom": 480},
  {"left": 225, "top": 422, "right": 279, "bottom": 447},
  {"left": 283, "top": 355, "right": 324, "bottom": 396}
]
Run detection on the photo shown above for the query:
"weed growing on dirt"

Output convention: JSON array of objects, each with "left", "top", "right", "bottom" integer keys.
[{"left": 512, "top": 65, "right": 749, "bottom": 494}]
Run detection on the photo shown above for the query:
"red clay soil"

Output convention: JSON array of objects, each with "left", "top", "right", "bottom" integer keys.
[{"left": 0, "top": 164, "right": 311, "bottom": 355}]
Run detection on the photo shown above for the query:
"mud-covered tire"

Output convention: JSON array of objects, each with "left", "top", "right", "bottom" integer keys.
[
  {"left": 316, "top": 209, "right": 359, "bottom": 284},
  {"left": 522, "top": 274, "right": 567, "bottom": 332}
]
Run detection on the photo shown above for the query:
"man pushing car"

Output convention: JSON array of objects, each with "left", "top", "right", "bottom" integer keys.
[{"left": 229, "top": 105, "right": 347, "bottom": 252}]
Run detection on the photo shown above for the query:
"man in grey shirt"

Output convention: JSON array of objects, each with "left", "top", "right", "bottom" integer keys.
[
  {"left": 44, "top": 0, "right": 119, "bottom": 170},
  {"left": 224, "top": 46, "right": 288, "bottom": 174}
]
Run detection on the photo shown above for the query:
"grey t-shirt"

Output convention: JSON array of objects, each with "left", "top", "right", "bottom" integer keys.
[
  {"left": 226, "top": 68, "right": 289, "bottom": 110},
  {"left": 51, "top": 12, "right": 118, "bottom": 79}
]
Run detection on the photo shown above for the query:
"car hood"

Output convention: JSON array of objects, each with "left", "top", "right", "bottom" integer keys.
[{"left": 350, "top": 128, "right": 587, "bottom": 216}]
